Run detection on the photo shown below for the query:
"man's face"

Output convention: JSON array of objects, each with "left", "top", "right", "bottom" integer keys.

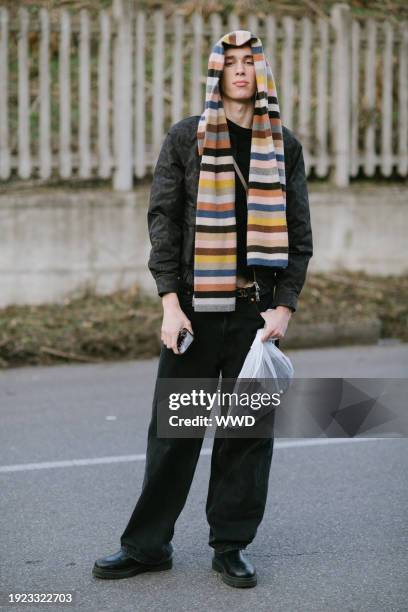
[{"left": 219, "top": 44, "right": 257, "bottom": 102}]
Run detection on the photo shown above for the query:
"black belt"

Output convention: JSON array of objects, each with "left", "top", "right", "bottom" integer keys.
[{"left": 178, "top": 283, "right": 259, "bottom": 301}]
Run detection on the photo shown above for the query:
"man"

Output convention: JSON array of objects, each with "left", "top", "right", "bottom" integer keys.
[{"left": 93, "top": 30, "right": 313, "bottom": 588}]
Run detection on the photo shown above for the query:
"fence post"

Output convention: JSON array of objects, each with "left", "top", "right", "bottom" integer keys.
[
  {"left": 18, "top": 8, "right": 31, "bottom": 179},
  {"left": 398, "top": 21, "right": 408, "bottom": 177},
  {"left": 330, "top": 3, "right": 351, "bottom": 186},
  {"left": 59, "top": 9, "right": 71, "bottom": 179},
  {"left": 0, "top": 8, "right": 10, "bottom": 180},
  {"left": 152, "top": 10, "right": 164, "bottom": 166},
  {"left": 97, "top": 9, "right": 112, "bottom": 179},
  {"left": 190, "top": 12, "right": 202, "bottom": 116},
  {"left": 79, "top": 9, "right": 91, "bottom": 178},
  {"left": 112, "top": 0, "right": 133, "bottom": 191},
  {"left": 39, "top": 8, "right": 51, "bottom": 179},
  {"left": 134, "top": 10, "right": 146, "bottom": 179}
]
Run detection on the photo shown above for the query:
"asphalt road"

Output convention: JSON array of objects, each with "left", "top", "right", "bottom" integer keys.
[{"left": 0, "top": 343, "right": 407, "bottom": 612}]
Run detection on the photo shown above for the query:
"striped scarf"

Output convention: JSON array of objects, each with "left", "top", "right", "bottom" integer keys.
[{"left": 193, "top": 29, "right": 288, "bottom": 312}]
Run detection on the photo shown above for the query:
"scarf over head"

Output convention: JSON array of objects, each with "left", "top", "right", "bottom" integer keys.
[{"left": 193, "top": 29, "right": 289, "bottom": 312}]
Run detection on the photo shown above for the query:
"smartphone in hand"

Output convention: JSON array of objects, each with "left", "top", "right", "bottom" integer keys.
[{"left": 177, "top": 327, "right": 194, "bottom": 354}]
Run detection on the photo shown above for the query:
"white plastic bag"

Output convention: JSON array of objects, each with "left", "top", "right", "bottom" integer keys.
[
  {"left": 234, "top": 326, "right": 294, "bottom": 394},
  {"left": 223, "top": 324, "right": 294, "bottom": 426}
]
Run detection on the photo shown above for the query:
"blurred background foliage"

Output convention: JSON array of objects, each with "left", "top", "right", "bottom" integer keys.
[{"left": 1, "top": 1, "right": 408, "bottom": 21}]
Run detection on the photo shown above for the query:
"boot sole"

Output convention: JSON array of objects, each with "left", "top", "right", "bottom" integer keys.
[
  {"left": 92, "top": 558, "right": 172, "bottom": 580},
  {"left": 212, "top": 558, "right": 257, "bottom": 588}
]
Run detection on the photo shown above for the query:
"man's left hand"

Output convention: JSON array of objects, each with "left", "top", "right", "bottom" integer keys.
[{"left": 259, "top": 305, "right": 292, "bottom": 342}]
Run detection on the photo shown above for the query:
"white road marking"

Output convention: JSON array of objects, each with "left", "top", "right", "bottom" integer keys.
[{"left": 0, "top": 438, "right": 388, "bottom": 474}]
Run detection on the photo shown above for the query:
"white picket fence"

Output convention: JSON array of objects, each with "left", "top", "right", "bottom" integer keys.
[{"left": 0, "top": 2, "right": 407, "bottom": 189}]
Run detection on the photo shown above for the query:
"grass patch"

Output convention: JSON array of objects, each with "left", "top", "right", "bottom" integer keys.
[
  {"left": 0, "top": 271, "right": 407, "bottom": 369},
  {"left": 0, "top": 283, "right": 163, "bottom": 368}
]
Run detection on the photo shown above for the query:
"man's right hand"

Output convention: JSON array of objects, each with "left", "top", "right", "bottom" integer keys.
[{"left": 161, "top": 293, "right": 194, "bottom": 354}]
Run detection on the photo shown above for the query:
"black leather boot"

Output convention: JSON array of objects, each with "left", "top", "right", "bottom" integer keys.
[
  {"left": 92, "top": 547, "right": 172, "bottom": 580},
  {"left": 212, "top": 549, "right": 257, "bottom": 588}
]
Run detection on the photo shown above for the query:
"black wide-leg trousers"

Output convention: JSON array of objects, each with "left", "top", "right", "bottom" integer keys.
[{"left": 120, "top": 285, "right": 276, "bottom": 564}]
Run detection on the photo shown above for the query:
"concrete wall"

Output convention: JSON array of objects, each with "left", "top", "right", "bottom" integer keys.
[
  {"left": 0, "top": 184, "right": 407, "bottom": 307},
  {"left": 308, "top": 184, "right": 408, "bottom": 275}
]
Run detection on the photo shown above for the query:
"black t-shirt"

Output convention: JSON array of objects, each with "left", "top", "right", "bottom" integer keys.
[{"left": 226, "top": 116, "right": 254, "bottom": 278}]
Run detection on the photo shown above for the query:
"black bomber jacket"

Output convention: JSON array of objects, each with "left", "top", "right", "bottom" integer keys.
[{"left": 147, "top": 115, "right": 313, "bottom": 312}]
